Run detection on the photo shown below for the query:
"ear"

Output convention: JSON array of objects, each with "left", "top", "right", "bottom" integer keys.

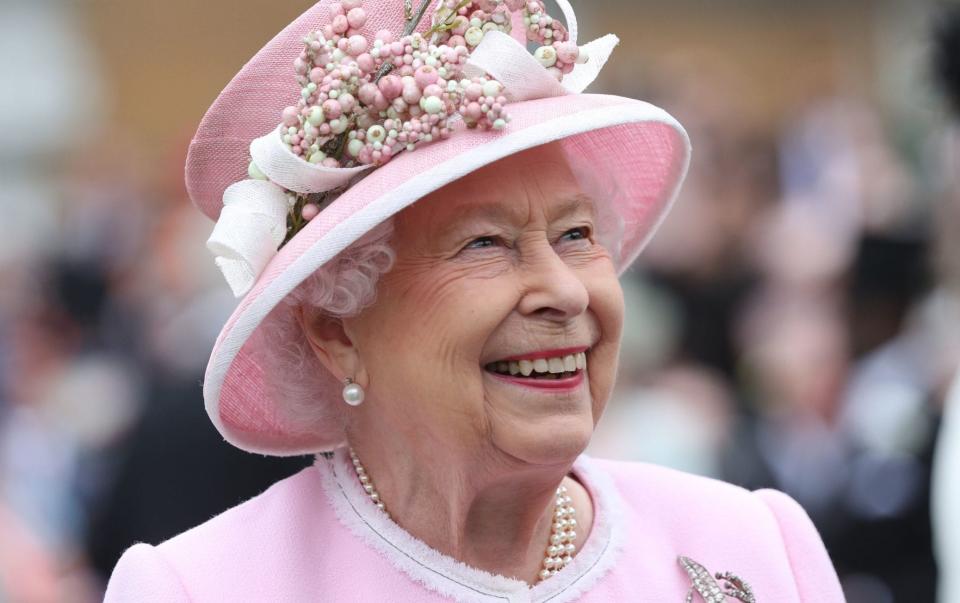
[{"left": 296, "top": 305, "right": 369, "bottom": 388}]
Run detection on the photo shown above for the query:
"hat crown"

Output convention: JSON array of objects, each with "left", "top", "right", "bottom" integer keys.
[{"left": 185, "top": 0, "right": 536, "bottom": 220}]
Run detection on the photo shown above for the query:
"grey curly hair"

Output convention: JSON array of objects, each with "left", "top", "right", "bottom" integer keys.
[{"left": 253, "top": 219, "right": 396, "bottom": 431}]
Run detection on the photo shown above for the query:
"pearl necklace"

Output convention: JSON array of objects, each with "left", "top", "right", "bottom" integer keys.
[{"left": 348, "top": 448, "right": 577, "bottom": 583}]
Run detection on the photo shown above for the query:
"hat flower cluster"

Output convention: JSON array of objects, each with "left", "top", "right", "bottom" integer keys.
[
  {"left": 281, "top": 0, "right": 580, "bottom": 164},
  {"left": 210, "top": 0, "right": 620, "bottom": 297},
  {"left": 262, "top": 0, "right": 588, "bottom": 238}
]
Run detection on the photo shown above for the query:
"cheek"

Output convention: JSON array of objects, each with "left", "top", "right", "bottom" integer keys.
[
  {"left": 359, "top": 261, "right": 519, "bottom": 400},
  {"left": 566, "top": 247, "right": 624, "bottom": 343},
  {"left": 584, "top": 268, "right": 625, "bottom": 414},
  {"left": 593, "top": 275, "right": 625, "bottom": 346},
  {"left": 394, "top": 263, "right": 515, "bottom": 358}
]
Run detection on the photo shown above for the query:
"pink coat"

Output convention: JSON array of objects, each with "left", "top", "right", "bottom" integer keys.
[{"left": 104, "top": 449, "right": 844, "bottom": 602}]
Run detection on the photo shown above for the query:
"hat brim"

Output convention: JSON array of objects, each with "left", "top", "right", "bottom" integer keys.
[{"left": 203, "top": 93, "right": 690, "bottom": 456}]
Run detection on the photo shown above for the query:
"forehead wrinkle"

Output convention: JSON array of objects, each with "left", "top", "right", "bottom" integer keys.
[
  {"left": 547, "top": 193, "right": 597, "bottom": 222},
  {"left": 432, "top": 192, "right": 597, "bottom": 235},
  {"left": 457, "top": 198, "right": 529, "bottom": 225},
  {"left": 404, "top": 158, "right": 598, "bottom": 243},
  {"left": 421, "top": 194, "right": 529, "bottom": 240}
]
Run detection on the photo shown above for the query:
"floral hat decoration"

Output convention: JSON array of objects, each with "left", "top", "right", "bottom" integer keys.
[{"left": 187, "top": 0, "right": 691, "bottom": 456}]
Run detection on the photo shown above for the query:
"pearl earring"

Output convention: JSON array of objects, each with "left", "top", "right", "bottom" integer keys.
[{"left": 342, "top": 378, "right": 365, "bottom": 406}]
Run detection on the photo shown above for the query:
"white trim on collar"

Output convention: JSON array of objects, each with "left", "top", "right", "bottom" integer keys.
[{"left": 314, "top": 449, "right": 626, "bottom": 603}]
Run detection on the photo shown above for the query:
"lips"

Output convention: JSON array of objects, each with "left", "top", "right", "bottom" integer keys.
[
  {"left": 485, "top": 351, "right": 587, "bottom": 379},
  {"left": 485, "top": 367, "right": 585, "bottom": 391},
  {"left": 482, "top": 348, "right": 588, "bottom": 391}
]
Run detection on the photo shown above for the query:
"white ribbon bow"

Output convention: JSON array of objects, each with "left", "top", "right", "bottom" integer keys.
[
  {"left": 208, "top": 5, "right": 618, "bottom": 298},
  {"left": 463, "top": 31, "right": 619, "bottom": 100},
  {"left": 207, "top": 180, "right": 290, "bottom": 298},
  {"left": 206, "top": 128, "right": 372, "bottom": 297}
]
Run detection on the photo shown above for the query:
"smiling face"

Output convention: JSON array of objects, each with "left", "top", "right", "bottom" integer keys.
[{"left": 343, "top": 142, "right": 624, "bottom": 467}]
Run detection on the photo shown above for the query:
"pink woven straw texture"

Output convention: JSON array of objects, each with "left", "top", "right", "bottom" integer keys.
[{"left": 187, "top": 0, "right": 691, "bottom": 455}]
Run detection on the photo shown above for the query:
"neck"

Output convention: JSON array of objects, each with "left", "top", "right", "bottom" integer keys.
[{"left": 346, "top": 434, "right": 592, "bottom": 584}]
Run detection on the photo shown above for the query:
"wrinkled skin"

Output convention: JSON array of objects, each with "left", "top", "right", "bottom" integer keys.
[{"left": 302, "top": 141, "right": 624, "bottom": 583}]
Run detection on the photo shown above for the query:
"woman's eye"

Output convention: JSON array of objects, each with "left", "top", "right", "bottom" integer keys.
[
  {"left": 560, "top": 227, "right": 591, "bottom": 242},
  {"left": 465, "top": 236, "right": 497, "bottom": 249}
]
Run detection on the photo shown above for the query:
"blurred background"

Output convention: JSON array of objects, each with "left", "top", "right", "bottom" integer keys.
[{"left": 1, "top": 0, "right": 958, "bottom": 601}]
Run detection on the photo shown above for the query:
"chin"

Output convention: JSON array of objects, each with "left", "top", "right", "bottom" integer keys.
[{"left": 495, "top": 413, "right": 595, "bottom": 467}]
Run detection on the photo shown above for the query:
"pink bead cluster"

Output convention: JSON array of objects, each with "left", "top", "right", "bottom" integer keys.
[
  {"left": 430, "top": 0, "right": 582, "bottom": 80},
  {"left": 429, "top": 0, "right": 517, "bottom": 47},
  {"left": 273, "top": 0, "right": 579, "bottom": 228},
  {"left": 278, "top": 0, "right": 524, "bottom": 172},
  {"left": 520, "top": 0, "right": 568, "bottom": 44},
  {"left": 522, "top": 2, "right": 584, "bottom": 79}
]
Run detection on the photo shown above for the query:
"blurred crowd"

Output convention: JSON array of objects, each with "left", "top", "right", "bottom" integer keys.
[
  {"left": 587, "top": 6, "right": 960, "bottom": 602},
  {"left": 2, "top": 1, "right": 959, "bottom": 602}
]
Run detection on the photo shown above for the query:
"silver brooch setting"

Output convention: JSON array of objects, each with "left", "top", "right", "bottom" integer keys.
[{"left": 678, "top": 556, "right": 756, "bottom": 603}]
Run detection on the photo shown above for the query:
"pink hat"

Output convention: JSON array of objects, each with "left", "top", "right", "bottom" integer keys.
[{"left": 188, "top": 0, "right": 691, "bottom": 456}]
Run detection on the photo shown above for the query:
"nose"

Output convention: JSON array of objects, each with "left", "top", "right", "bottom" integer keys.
[{"left": 517, "top": 242, "right": 590, "bottom": 322}]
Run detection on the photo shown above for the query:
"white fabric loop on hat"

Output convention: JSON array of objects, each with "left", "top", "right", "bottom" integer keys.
[
  {"left": 559, "top": 33, "right": 620, "bottom": 95},
  {"left": 555, "top": 0, "right": 578, "bottom": 45},
  {"left": 250, "top": 126, "right": 373, "bottom": 195},
  {"left": 463, "top": 30, "right": 618, "bottom": 101},
  {"left": 208, "top": 179, "right": 290, "bottom": 297},
  {"left": 463, "top": 31, "right": 568, "bottom": 101}
]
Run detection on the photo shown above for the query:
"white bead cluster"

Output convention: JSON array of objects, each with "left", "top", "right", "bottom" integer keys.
[
  {"left": 538, "top": 485, "right": 577, "bottom": 582},
  {"left": 348, "top": 448, "right": 577, "bottom": 583}
]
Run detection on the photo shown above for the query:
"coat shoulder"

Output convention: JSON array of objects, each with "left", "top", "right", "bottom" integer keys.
[
  {"left": 586, "top": 457, "right": 845, "bottom": 602},
  {"left": 590, "top": 456, "right": 824, "bottom": 521},
  {"left": 157, "top": 464, "right": 320, "bottom": 556},
  {"left": 590, "top": 456, "right": 750, "bottom": 499},
  {"left": 104, "top": 465, "right": 324, "bottom": 600},
  {"left": 104, "top": 542, "right": 192, "bottom": 602}
]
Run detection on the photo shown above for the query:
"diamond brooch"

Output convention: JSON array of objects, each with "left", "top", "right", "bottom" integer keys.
[{"left": 678, "top": 556, "right": 756, "bottom": 603}]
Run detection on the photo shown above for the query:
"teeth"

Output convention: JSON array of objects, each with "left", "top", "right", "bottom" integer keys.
[
  {"left": 519, "top": 359, "right": 534, "bottom": 376},
  {"left": 487, "top": 351, "right": 589, "bottom": 377}
]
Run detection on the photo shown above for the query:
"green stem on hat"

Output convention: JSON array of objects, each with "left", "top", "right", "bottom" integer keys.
[
  {"left": 281, "top": 187, "right": 345, "bottom": 248},
  {"left": 427, "top": 0, "right": 472, "bottom": 37},
  {"left": 283, "top": 195, "right": 308, "bottom": 248},
  {"left": 334, "top": 124, "right": 353, "bottom": 158},
  {"left": 405, "top": 0, "right": 435, "bottom": 34},
  {"left": 373, "top": 0, "right": 433, "bottom": 82}
]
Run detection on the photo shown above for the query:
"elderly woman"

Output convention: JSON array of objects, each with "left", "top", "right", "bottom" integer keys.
[{"left": 105, "top": 1, "right": 844, "bottom": 601}]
